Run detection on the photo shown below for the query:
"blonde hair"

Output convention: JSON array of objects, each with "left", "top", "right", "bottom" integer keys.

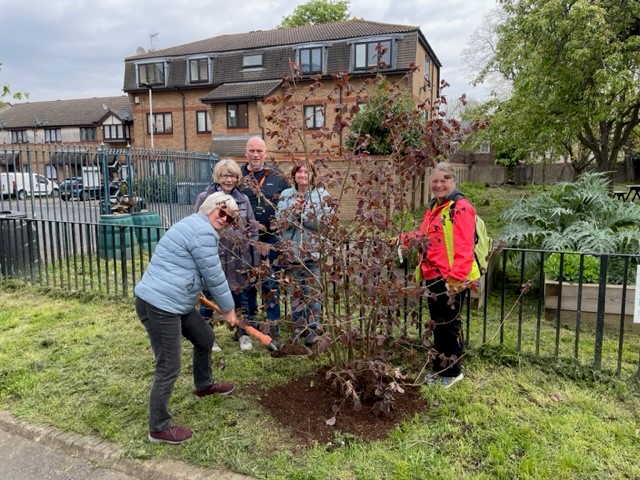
[
  {"left": 198, "top": 191, "right": 239, "bottom": 215},
  {"left": 212, "top": 158, "right": 242, "bottom": 184}
]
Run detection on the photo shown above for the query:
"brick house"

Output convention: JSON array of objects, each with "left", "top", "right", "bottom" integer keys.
[
  {"left": 122, "top": 19, "right": 441, "bottom": 159},
  {"left": 0, "top": 96, "right": 132, "bottom": 177}
]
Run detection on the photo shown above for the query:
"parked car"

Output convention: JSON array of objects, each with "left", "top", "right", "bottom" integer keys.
[
  {"left": 59, "top": 177, "right": 108, "bottom": 201},
  {"left": 1, "top": 172, "right": 58, "bottom": 199}
]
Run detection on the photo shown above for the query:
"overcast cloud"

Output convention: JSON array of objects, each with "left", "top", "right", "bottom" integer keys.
[{"left": 0, "top": 0, "right": 497, "bottom": 104}]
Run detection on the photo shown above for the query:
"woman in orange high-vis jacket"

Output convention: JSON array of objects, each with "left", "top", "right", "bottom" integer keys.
[{"left": 400, "top": 162, "right": 478, "bottom": 388}]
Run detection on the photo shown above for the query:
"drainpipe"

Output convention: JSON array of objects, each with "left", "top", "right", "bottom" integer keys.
[{"left": 176, "top": 88, "right": 187, "bottom": 151}]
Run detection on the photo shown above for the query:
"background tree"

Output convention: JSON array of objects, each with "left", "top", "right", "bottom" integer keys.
[
  {"left": 279, "top": 0, "right": 350, "bottom": 27},
  {"left": 1, "top": 62, "right": 27, "bottom": 100},
  {"left": 471, "top": 0, "right": 640, "bottom": 177}
]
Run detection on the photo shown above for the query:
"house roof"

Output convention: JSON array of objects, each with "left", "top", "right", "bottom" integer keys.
[
  {"left": 126, "top": 19, "right": 440, "bottom": 66},
  {"left": 202, "top": 79, "right": 283, "bottom": 103},
  {"left": 0, "top": 96, "right": 133, "bottom": 129}
]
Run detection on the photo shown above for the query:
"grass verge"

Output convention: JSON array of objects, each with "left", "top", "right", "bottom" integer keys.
[{"left": 0, "top": 283, "right": 639, "bottom": 479}]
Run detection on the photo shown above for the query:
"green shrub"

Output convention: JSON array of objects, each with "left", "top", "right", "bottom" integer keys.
[{"left": 544, "top": 253, "right": 600, "bottom": 283}]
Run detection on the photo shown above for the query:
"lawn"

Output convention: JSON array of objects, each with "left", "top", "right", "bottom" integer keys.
[{"left": 0, "top": 283, "right": 638, "bottom": 480}]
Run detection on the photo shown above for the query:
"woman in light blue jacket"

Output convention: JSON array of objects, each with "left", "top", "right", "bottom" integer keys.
[
  {"left": 276, "top": 164, "right": 334, "bottom": 346},
  {"left": 134, "top": 192, "right": 241, "bottom": 445}
]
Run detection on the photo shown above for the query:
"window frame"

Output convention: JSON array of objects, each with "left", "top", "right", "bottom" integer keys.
[
  {"left": 44, "top": 128, "right": 62, "bottom": 143},
  {"left": 303, "top": 105, "right": 325, "bottom": 130},
  {"left": 242, "top": 53, "right": 263, "bottom": 68},
  {"left": 189, "top": 58, "right": 210, "bottom": 84},
  {"left": 103, "top": 124, "right": 130, "bottom": 141},
  {"left": 10, "top": 130, "right": 26, "bottom": 144},
  {"left": 354, "top": 40, "right": 392, "bottom": 70},
  {"left": 196, "top": 110, "right": 211, "bottom": 133},
  {"left": 226, "top": 103, "right": 248, "bottom": 129},
  {"left": 80, "top": 127, "right": 97, "bottom": 141},
  {"left": 298, "top": 46, "right": 323, "bottom": 74},
  {"left": 137, "top": 62, "right": 166, "bottom": 87},
  {"left": 146, "top": 113, "right": 173, "bottom": 134}
]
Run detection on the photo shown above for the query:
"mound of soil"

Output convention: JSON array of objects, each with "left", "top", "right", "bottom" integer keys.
[{"left": 257, "top": 367, "right": 428, "bottom": 447}]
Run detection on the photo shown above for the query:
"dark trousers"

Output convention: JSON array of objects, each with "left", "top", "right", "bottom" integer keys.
[
  {"left": 135, "top": 297, "right": 214, "bottom": 431},
  {"left": 248, "top": 237, "right": 281, "bottom": 336},
  {"left": 425, "top": 277, "right": 466, "bottom": 377}
]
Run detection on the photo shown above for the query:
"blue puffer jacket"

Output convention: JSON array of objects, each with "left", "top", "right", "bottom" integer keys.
[{"left": 134, "top": 213, "right": 234, "bottom": 314}]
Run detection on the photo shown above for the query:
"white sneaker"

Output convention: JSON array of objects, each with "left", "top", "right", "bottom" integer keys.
[
  {"left": 239, "top": 335, "right": 253, "bottom": 351},
  {"left": 440, "top": 373, "right": 464, "bottom": 388},
  {"left": 211, "top": 342, "right": 222, "bottom": 353}
]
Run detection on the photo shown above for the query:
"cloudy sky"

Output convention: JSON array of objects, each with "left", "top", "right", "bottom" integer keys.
[{"left": 0, "top": 0, "right": 497, "bottom": 104}]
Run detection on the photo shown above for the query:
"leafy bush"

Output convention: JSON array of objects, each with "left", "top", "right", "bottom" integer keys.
[{"left": 544, "top": 253, "right": 600, "bottom": 283}]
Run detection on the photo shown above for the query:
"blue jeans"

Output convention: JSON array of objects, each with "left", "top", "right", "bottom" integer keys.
[
  {"left": 286, "top": 260, "right": 322, "bottom": 335},
  {"left": 249, "top": 237, "right": 281, "bottom": 336},
  {"left": 135, "top": 297, "right": 214, "bottom": 431}
]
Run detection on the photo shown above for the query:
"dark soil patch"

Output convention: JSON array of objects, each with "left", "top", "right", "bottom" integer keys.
[
  {"left": 269, "top": 342, "right": 312, "bottom": 357},
  {"left": 256, "top": 367, "right": 428, "bottom": 447}
]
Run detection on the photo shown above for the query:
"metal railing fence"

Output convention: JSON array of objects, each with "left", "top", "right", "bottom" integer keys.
[
  {"left": 1, "top": 143, "right": 218, "bottom": 226},
  {"left": 1, "top": 216, "right": 638, "bottom": 381}
]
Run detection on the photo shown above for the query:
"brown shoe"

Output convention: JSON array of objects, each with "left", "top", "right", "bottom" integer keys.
[
  {"left": 194, "top": 382, "right": 235, "bottom": 398},
  {"left": 148, "top": 425, "right": 193, "bottom": 444}
]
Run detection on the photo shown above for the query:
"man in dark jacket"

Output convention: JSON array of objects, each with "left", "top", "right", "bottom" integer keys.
[{"left": 240, "top": 136, "right": 290, "bottom": 338}]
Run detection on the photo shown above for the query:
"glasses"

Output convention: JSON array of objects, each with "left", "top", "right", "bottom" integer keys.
[
  {"left": 221, "top": 174, "right": 238, "bottom": 180},
  {"left": 218, "top": 206, "right": 237, "bottom": 225}
]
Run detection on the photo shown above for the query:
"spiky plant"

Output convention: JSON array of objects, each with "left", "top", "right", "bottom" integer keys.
[{"left": 500, "top": 172, "right": 640, "bottom": 254}]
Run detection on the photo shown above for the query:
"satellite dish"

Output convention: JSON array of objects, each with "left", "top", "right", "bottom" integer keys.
[
  {"left": 136, "top": 46, "right": 146, "bottom": 55},
  {"left": 102, "top": 103, "right": 109, "bottom": 111}
]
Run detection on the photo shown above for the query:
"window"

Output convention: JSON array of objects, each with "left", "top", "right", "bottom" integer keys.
[
  {"left": 150, "top": 159, "right": 175, "bottom": 176},
  {"left": 147, "top": 113, "right": 173, "bottom": 134},
  {"left": 189, "top": 58, "right": 209, "bottom": 83},
  {"left": 226, "top": 103, "right": 248, "bottom": 128},
  {"left": 303, "top": 105, "right": 325, "bottom": 129},
  {"left": 103, "top": 124, "right": 129, "bottom": 140},
  {"left": 354, "top": 40, "right": 391, "bottom": 70},
  {"left": 424, "top": 55, "right": 431, "bottom": 84},
  {"left": 477, "top": 143, "right": 491, "bottom": 154},
  {"left": 242, "top": 54, "right": 263, "bottom": 68},
  {"left": 11, "top": 130, "right": 28, "bottom": 143},
  {"left": 196, "top": 111, "right": 211, "bottom": 133},
  {"left": 44, "top": 128, "right": 62, "bottom": 143},
  {"left": 138, "top": 62, "right": 165, "bottom": 87},
  {"left": 80, "top": 127, "right": 97, "bottom": 141},
  {"left": 298, "top": 47, "right": 323, "bottom": 74}
]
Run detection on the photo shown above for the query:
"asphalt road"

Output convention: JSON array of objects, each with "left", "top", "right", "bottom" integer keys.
[{"left": 0, "top": 428, "right": 138, "bottom": 480}]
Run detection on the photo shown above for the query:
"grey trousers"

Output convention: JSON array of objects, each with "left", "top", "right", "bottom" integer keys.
[{"left": 135, "top": 297, "right": 214, "bottom": 431}]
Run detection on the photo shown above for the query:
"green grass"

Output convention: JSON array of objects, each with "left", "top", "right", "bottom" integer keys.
[{"left": 1, "top": 283, "right": 639, "bottom": 479}]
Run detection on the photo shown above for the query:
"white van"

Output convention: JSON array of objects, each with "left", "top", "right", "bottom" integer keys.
[{"left": 0, "top": 172, "right": 58, "bottom": 199}]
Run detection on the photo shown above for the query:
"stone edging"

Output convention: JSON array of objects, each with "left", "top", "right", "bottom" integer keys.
[{"left": 0, "top": 410, "right": 254, "bottom": 480}]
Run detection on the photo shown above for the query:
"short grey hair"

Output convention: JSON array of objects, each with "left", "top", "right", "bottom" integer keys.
[
  {"left": 431, "top": 162, "right": 457, "bottom": 182},
  {"left": 198, "top": 191, "right": 239, "bottom": 215}
]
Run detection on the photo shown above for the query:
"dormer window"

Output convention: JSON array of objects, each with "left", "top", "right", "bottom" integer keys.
[
  {"left": 243, "top": 53, "right": 263, "bottom": 68},
  {"left": 138, "top": 62, "right": 165, "bottom": 87},
  {"left": 354, "top": 40, "right": 391, "bottom": 70},
  {"left": 298, "top": 47, "right": 323, "bottom": 74},
  {"left": 189, "top": 58, "right": 210, "bottom": 84}
]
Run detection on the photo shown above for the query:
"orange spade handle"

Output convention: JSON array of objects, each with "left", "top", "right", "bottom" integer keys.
[{"left": 198, "top": 293, "right": 275, "bottom": 349}]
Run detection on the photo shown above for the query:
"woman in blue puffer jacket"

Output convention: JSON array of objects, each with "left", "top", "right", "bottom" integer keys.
[{"left": 134, "top": 191, "right": 240, "bottom": 445}]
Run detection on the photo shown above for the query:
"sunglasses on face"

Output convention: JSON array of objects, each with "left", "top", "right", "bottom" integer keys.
[{"left": 218, "top": 206, "right": 236, "bottom": 225}]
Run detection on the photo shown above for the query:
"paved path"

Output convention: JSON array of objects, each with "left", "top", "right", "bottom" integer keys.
[{"left": 0, "top": 411, "right": 254, "bottom": 480}]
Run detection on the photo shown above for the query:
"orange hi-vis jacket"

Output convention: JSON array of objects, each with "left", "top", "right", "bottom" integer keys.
[{"left": 405, "top": 190, "right": 479, "bottom": 283}]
